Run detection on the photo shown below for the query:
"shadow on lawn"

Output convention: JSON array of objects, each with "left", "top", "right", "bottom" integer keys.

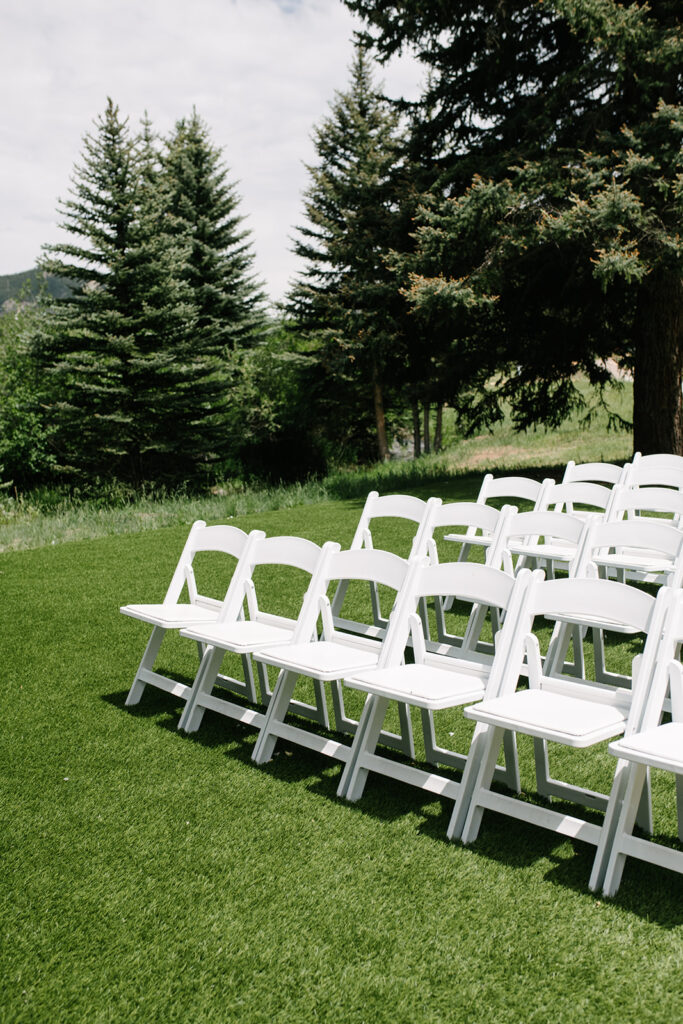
[{"left": 102, "top": 687, "right": 683, "bottom": 924}]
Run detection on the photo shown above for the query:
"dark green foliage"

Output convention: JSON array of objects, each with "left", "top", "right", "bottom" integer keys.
[
  {"left": 162, "top": 109, "right": 267, "bottom": 354},
  {"left": 288, "top": 46, "right": 408, "bottom": 461},
  {"left": 0, "top": 300, "right": 56, "bottom": 488},
  {"left": 32, "top": 101, "right": 267, "bottom": 489},
  {"left": 347, "top": 0, "right": 683, "bottom": 454},
  {"left": 224, "top": 322, "right": 329, "bottom": 483}
]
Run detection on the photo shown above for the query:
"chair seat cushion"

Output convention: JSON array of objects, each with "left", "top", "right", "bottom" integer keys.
[
  {"left": 120, "top": 603, "right": 218, "bottom": 628},
  {"left": 255, "top": 640, "right": 380, "bottom": 680},
  {"left": 594, "top": 553, "right": 673, "bottom": 576},
  {"left": 465, "top": 689, "right": 627, "bottom": 746},
  {"left": 180, "top": 619, "right": 294, "bottom": 653},
  {"left": 610, "top": 722, "right": 683, "bottom": 773},
  {"left": 508, "top": 541, "right": 576, "bottom": 563},
  {"left": 344, "top": 663, "right": 486, "bottom": 710}
]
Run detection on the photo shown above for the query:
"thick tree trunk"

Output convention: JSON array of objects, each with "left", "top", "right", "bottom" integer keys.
[
  {"left": 633, "top": 270, "right": 683, "bottom": 456},
  {"left": 372, "top": 370, "right": 390, "bottom": 461},
  {"left": 412, "top": 399, "right": 422, "bottom": 458},
  {"left": 434, "top": 403, "right": 444, "bottom": 452},
  {"left": 423, "top": 402, "right": 431, "bottom": 454}
]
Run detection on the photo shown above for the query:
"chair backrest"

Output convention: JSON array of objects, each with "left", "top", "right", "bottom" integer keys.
[
  {"left": 539, "top": 480, "right": 614, "bottom": 517},
  {"left": 162, "top": 521, "right": 256, "bottom": 610},
  {"left": 632, "top": 587, "right": 682, "bottom": 734},
  {"left": 216, "top": 533, "right": 328, "bottom": 625},
  {"left": 297, "top": 546, "right": 411, "bottom": 645},
  {"left": 562, "top": 460, "right": 627, "bottom": 486},
  {"left": 493, "top": 509, "right": 587, "bottom": 573},
  {"left": 513, "top": 575, "right": 661, "bottom": 711},
  {"left": 423, "top": 501, "right": 514, "bottom": 562},
  {"left": 348, "top": 491, "right": 442, "bottom": 557},
  {"left": 379, "top": 560, "right": 535, "bottom": 676},
  {"left": 608, "top": 484, "right": 683, "bottom": 522},
  {"left": 627, "top": 452, "right": 683, "bottom": 489},
  {"left": 574, "top": 517, "right": 683, "bottom": 586},
  {"left": 477, "top": 473, "right": 554, "bottom": 506}
]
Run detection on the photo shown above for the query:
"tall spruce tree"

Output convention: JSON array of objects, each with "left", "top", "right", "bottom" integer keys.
[
  {"left": 35, "top": 102, "right": 265, "bottom": 485},
  {"left": 162, "top": 110, "right": 266, "bottom": 354},
  {"left": 36, "top": 99, "right": 146, "bottom": 481},
  {"left": 347, "top": 0, "right": 683, "bottom": 454},
  {"left": 288, "top": 46, "right": 406, "bottom": 461}
]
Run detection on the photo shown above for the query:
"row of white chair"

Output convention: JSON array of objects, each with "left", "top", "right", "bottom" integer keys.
[{"left": 120, "top": 486, "right": 683, "bottom": 897}]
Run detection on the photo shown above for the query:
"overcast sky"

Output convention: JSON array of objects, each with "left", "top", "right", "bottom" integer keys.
[{"left": 0, "top": 0, "right": 423, "bottom": 305}]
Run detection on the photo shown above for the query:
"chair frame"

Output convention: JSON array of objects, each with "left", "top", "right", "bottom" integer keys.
[
  {"left": 337, "top": 563, "right": 536, "bottom": 808},
  {"left": 448, "top": 576, "right": 668, "bottom": 892},
  {"left": 121, "top": 521, "right": 258, "bottom": 708},
  {"left": 177, "top": 536, "right": 337, "bottom": 735},
  {"left": 251, "top": 548, "right": 414, "bottom": 770}
]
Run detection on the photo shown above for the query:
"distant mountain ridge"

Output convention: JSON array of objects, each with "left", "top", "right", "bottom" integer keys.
[{"left": 0, "top": 268, "right": 74, "bottom": 307}]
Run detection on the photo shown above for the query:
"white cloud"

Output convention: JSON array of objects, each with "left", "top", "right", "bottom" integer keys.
[{"left": 0, "top": 0, "right": 423, "bottom": 304}]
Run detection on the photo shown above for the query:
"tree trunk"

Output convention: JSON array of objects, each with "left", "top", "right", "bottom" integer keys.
[
  {"left": 633, "top": 270, "right": 683, "bottom": 456},
  {"left": 434, "top": 403, "right": 444, "bottom": 452},
  {"left": 423, "top": 402, "right": 431, "bottom": 454},
  {"left": 373, "top": 370, "right": 390, "bottom": 461},
  {"left": 412, "top": 398, "right": 421, "bottom": 458}
]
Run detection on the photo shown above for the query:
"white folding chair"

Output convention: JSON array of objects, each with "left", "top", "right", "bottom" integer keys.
[
  {"left": 452, "top": 474, "right": 554, "bottom": 559},
  {"left": 579, "top": 515, "right": 683, "bottom": 589},
  {"left": 627, "top": 452, "right": 683, "bottom": 490},
  {"left": 608, "top": 484, "right": 683, "bottom": 540},
  {"left": 601, "top": 589, "right": 683, "bottom": 895},
  {"left": 337, "top": 562, "right": 536, "bottom": 809},
  {"left": 548, "top": 516, "right": 683, "bottom": 687},
  {"left": 251, "top": 547, "right": 413, "bottom": 770},
  {"left": 177, "top": 536, "right": 337, "bottom": 734},
  {"left": 449, "top": 575, "right": 669, "bottom": 891},
  {"left": 120, "top": 521, "right": 257, "bottom": 708},
  {"left": 425, "top": 501, "right": 515, "bottom": 653},
  {"left": 330, "top": 491, "right": 440, "bottom": 639},
  {"left": 496, "top": 507, "right": 588, "bottom": 579},
  {"left": 562, "top": 460, "right": 629, "bottom": 487}
]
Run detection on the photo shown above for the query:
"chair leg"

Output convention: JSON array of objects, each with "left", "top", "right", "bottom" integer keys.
[
  {"left": 501, "top": 730, "right": 521, "bottom": 793},
  {"left": 125, "top": 626, "right": 165, "bottom": 706},
  {"left": 448, "top": 724, "right": 504, "bottom": 843},
  {"left": 600, "top": 762, "right": 648, "bottom": 898},
  {"left": 533, "top": 737, "right": 553, "bottom": 798},
  {"left": 178, "top": 645, "right": 225, "bottom": 733},
  {"left": 251, "top": 670, "right": 298, "bottom": 765},
  {"left": 339, "top": 694, "right": 391, "bottom": 802},
  {"left": 589, "top": 758, "right": 632, "bottom": 893}
]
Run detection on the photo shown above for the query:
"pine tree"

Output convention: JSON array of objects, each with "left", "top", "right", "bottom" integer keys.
[
  {"left": 34, "top": 102, "right": 265, "bottom": 486},
  {"left": 36, "top": 99, "right": 144, "bottom": 481},
  {"left": 162, "top": 110, "right": 266, "bottom": 355},
  {"left": 347, "top": 0, "right": 683, "bottom": 454},
  {"left": 288, "top": 46, "right": 406, "bottom": 461}
]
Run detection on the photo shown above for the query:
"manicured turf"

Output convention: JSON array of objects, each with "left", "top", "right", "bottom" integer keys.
[{"left": 2, "top": 497, "right": 683, "bottom": 1023}]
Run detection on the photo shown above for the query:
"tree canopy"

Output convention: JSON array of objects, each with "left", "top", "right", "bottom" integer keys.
[{"left": 346, "top": 0, "right": 683, "bottom": 453}]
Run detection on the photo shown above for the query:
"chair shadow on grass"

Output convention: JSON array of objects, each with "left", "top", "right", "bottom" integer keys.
[{"left": 102, "top": 687, "right": 683, "bottom": 923}]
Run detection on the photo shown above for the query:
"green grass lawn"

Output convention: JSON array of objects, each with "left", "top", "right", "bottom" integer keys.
[{"left": 3, "top": 484, "right": 683, "bottom": 1023}]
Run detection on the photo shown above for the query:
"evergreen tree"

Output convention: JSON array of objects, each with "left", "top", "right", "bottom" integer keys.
[
  {"left": 36, "top": 99, "right": 145, "bottom": 481},
  {"left": 162, "top": 110, "right": 266, "bottom": 354},
  {"left": 288, "top": 46, "right": 406, "bottom": 461},
  {"left": 347, "top": 0, "right": 683, "bottom": 454},
  {"left": 35, "top": 102, "right": 265, "bottom": 486}
]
